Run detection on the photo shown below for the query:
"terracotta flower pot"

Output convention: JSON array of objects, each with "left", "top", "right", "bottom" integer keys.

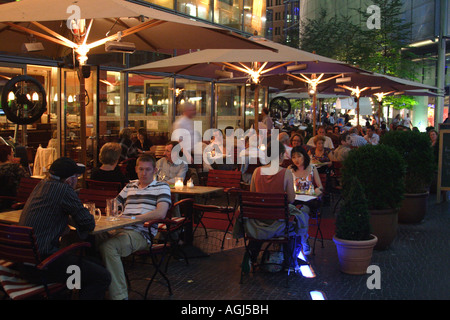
[
  {"left": 398, "top": 192, "right": 429, "bottom": 224},
  {"left": 369, "top": 209, "right": 397, "bottom": 250},
  {"left": 333, "top": 234, "right": 378, "bottom": 275}
]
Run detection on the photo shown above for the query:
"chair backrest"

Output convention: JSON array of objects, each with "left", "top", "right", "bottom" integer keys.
[
  {"left": 78, "top": 188, "right": 119, "bottom": 214},
  {"left": 167, "top": 198, "right": 194, "bottom": 219},
  {"left": 239, "top": 192, "right": 288, "bottom": 221},
  {"left": 15, "top": 177, "right": 41, "bottom": 203},
  {"left": 118, "top": 158, "right": 138, "bottom": 180},
  {"left": 331, "top": 161, "right": 343, "bottom": 177},
  {"left": 0, "top": 223, "right": 41, "bottom": 265},
  {"left": 206, "top": 169, "right": 241, "bottom": 189},
  {"left": 318, "top": 173, "right": 327, "bottom": 190},
  {"left": 85, "top": 179, "right": 122, "bottom": 192}
]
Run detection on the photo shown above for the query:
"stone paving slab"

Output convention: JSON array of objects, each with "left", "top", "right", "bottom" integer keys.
[{"left": 126, "top": 196, "right": 450, "bottom": 302}]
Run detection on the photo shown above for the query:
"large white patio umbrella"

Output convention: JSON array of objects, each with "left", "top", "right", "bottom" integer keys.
[
  {"left": 0, "top": 0, "right": 273, "bottom": 63},
  {"left": 284, "top": 72, "right": 438, "bottom": 126},
  {"left": 127, "top": 36, "right": 365, "bottom": 132},
  {"left": 0, "top": 0, "right": 274, "bottom": 165}
]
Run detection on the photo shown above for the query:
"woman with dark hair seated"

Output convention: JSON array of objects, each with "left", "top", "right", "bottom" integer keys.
[
  {"left": 288, "top": 146, "right": 324, "bottom": 255},
  {"left": 289, "top": 146, "right": 323, "bottom": 197},
  {"left": 233, "top": 141, "right": 310, "bottom": 268},
  {"left": 133, "top": 128, "right": 153, "bottom": 155}
]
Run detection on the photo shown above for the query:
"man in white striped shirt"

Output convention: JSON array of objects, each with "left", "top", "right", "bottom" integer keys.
[{"left": 98, "top": 154, "right": 171, "bottom": 300}]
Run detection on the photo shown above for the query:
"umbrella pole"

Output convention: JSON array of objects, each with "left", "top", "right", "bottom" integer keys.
[
  {"left": 318, "top": 98, "right": 322, "bottom": 127},
  {"left": 356, "top": 97, "right": 360, "bottom": 127},
  {"left": 254, "top": 85, "right": 259, "bottom": 132},
  {"left": 312, "top": 93, "right": 317, "bottom": 136},
  {"left": 378, "top": 101, "right": 382, "bottom": 126},
  {"left": 78, "top": 67, "right": 87, "bottom": 176}
]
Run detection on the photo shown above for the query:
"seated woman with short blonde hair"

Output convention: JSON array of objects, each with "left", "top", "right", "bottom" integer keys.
[{"left": 90, "top": 142, "right": 129, "bottom": 187}]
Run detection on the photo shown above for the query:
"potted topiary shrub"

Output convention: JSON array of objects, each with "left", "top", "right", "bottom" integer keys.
[
  {"left": 380, "top": 130, "right": 436, "bottom": 223},
  {"left": 333, "top": 176, "right": 377, "bottom": 275},
  {"left": 341, "top": 144, "right": 406, "bottom": 250}
]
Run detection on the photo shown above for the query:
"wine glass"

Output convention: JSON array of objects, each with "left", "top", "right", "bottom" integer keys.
[{"left": 156, "top": 168, "right": 166, "bottom": 181}]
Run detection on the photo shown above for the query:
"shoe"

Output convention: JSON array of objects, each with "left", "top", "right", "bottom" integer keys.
[
  {"left": 284, "top": 265, "right": 300, "bottom": 273},
  {"left": 302, "top": 238, "right": 311, "bottom": 256}
]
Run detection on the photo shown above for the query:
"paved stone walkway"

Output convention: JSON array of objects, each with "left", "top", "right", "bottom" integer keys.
[{"left": 125, "top": 194, "right": 450, "bottom": 301}]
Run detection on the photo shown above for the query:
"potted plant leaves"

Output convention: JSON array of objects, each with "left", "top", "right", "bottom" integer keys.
[
  {"left": 333, "top": 176, "right": 377, "bottom": 274},
  {"left": 380, "top": 130, "right": 436, "bottom": 223},
  {"left": 341, "top": 144, "right": 406, "bottom": 250}
]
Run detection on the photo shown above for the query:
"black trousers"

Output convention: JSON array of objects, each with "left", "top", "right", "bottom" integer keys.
[{"left": 20, "top": 254, "right": 111, "bottom": 300}]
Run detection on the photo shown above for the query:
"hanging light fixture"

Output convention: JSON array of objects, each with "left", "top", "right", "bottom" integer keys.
[{"left": 308, "top": 84, "right": 316, "bottom": 96}]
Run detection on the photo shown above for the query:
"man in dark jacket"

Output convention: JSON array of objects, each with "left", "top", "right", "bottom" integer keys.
[{"left": 19, "top": 157, "right": 111, "bottom": 299}]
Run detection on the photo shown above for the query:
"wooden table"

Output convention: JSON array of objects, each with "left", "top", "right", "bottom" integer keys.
[
  {"left": 89, "top": 217, "right": 140, "bottom": 234},
  {"left": 170, "top": 185, "right": 224, "bottom": 258},
  {"left": 170, "top": 185, "right": 223, "bottom": 196},
  {"left": 0, "top": 209, "right": 21, "bottom": 224},
  {"left": 0, "top": 209, "right": 139, "bottom": 234},
  {"left": 311, "top": 162, "right": 331, "bottom": 168}
]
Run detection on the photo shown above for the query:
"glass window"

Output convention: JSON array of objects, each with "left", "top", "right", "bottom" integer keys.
[
  {"left": 177, "top": 0, "right": 212, "bottom": 21},
  {"left": 214, "top": 0, "right": 242, "bottom": 30},
  {"left": 174, "top": 78, "right": 211, "bottom": 134},
  {"left": 98, "top": 70, "right": 121, "bottom": 145},
  {"left": 243, "top": 0, "right": 266, "bottom": 35},
  {"left": 128, "top": 73, "right": 146, "bottom": 117},
  {"left": 0, "top": 66, "right": 24, "bottom": 132},
  {"left": 142, "top": 0, "right": 174, "bottom": 10},
  {"left": 216, "top": 83, "right": 243, "bottom": 130},
  {"left": 244, "top": 84, "right": 266, "bottom": 129},
  {"left": 135, "top": 74, "right": 171, "bottom": 134}
]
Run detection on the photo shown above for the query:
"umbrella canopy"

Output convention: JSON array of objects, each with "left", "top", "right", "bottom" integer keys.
[
  {"left": 276, "top": 72, "right": 438, "bottom": 126},
  {"left": 295, "top": 72, "right": 438, "bottom": 125},
  {"left": 127, "top": 36, "right": 361, "bottom": 83},
  {"left": 127, "top": 36, "right": 365, "bottom": 131},
  {"left": 282, "top": 72, "right": 437, "bottom": 98},
  {"left": 274, "top": 92, "right": 348, "bottom": 100},
  {"left": 0, "top": 0, "right": 275, "bottom": 168},
  {"left": 313, "top": 72, "right": 437, "bottom": 96},
  {"left": 0, "top": 0, "right": 274, "bottom": 63}
]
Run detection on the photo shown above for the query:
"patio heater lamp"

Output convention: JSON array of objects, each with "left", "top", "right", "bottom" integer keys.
[
  {"left": 288, "top": 73, "right": 344, "bottom": 135},
  {"left": 338, "top": 85, "right": 370, "bottom": 126},
  {"left": 217, "top": 60, "right": 293, "bottom": 131},
  {"left": 373, "top": 91, "right": 394, "bottom": 126}
]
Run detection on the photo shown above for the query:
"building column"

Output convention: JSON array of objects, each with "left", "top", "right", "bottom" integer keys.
[{"left": 435, "top": 0, "right": 447, "bottom": 127}]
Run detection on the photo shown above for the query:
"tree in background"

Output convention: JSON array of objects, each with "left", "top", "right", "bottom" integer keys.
[
  {"left": 299, "top": 1, "right": 416, "bottom": 79},
  {"left": 357, "top": 0, "right": 416, "bottom": 79},
  {"left": 298, "top": 0, "right": 418, "bottom": 110}
]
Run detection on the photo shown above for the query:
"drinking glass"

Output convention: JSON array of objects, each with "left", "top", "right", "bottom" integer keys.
[
  {"left": 106, "top": 198, "right": 123, "bottom": 221},
  {"left": 156, "top": 168, "right": 166, "bottom": 181},
  {"left": 83, "top": 202, "right": 102, "bottom": 221}
]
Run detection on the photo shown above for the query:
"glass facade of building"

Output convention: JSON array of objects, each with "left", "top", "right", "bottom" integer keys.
[
  {"left": 142, "top": 0, "right": 266, "bottom": 35},
  {"left": 0, "top": 0, "right": 268, "bottom": 168}
]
